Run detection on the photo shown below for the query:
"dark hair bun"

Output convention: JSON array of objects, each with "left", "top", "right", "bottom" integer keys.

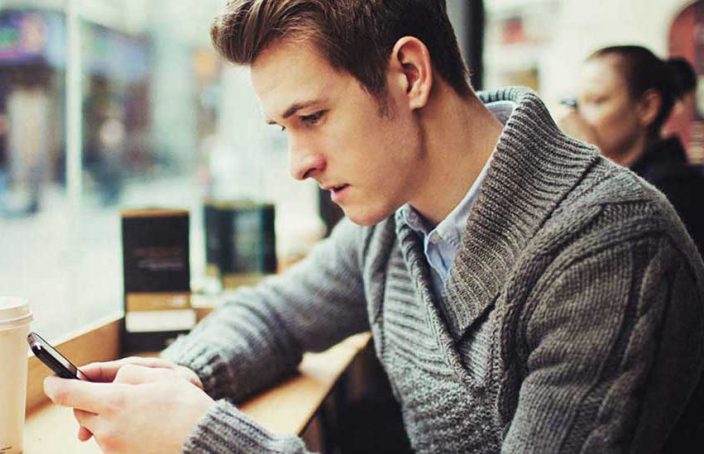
[{"left": 668, "top": 57, "right": 697, "bottom": 100}]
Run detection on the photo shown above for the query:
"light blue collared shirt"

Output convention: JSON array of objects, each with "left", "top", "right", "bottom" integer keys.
[{"left": 399, "top": 100, "right": 515, "bottom": 298}]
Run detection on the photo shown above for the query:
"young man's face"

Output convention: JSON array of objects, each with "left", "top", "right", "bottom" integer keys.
[{"left": 251, "top": 39, "right": 425, "bottom": 226}]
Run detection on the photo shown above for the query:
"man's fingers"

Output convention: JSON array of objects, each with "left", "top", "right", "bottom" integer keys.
[
  {"left": 81, "top": 357, "right": 177, "bottom": 382},
  {"left": 176, "top": 365, "right": 204, "bottom": 389},
  {"left": 77, "top": 425, "right": 93, "bottom": 442},
  {"left": 114, "top": 364, "right": 178, "bottom": 385},
  {"left": 74, "top": 409, "right": 96, "bottom": 442},
  {"left": 79, "top": 361, "right": 123, "bottom": 382},
  {"left": 44, "top": 376, "right": 120, "bottom": 413}
]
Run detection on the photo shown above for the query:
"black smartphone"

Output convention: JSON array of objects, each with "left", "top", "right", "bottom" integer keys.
[{"left": 27, "top": 331, "right": 88, "bottom": 380}]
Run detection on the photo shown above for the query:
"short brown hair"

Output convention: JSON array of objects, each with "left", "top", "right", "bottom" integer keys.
[{"left": 211, "top": 0, "right": 472, "bottom": 99}]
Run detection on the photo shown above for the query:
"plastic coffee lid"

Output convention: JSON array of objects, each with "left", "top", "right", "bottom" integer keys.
[{"left": 0, "top": 297, "right": 33, "bottom": 331}]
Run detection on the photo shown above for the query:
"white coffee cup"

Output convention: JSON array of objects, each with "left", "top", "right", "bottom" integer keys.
[{"left": 0, "top": 297, "right": 33, "bottom": 454}]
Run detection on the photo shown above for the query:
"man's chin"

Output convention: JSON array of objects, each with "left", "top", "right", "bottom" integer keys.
[{"left": 342, "top": 206, "right": 394, "bottom": 226}]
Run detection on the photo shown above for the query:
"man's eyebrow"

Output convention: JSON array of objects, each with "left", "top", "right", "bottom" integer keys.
[{"left": 265, "top": 98, "right": 326, "bottom": 125}]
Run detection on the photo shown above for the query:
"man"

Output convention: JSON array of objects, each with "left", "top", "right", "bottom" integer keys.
[{"left": 45, "top": 1, "right": 704, "bottom": 453}]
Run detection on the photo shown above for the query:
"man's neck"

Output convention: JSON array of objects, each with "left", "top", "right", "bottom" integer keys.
[{"left": 409, "top": 85, "right": 504, "bottom": 226}]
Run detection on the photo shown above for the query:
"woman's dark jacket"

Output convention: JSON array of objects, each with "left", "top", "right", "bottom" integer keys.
[{"left": 632, "top": 137, "right": 704, "bottom": 257}]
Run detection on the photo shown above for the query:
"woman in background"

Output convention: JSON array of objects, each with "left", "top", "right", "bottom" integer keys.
[{"left": 560, "top": 45, "right": 704, "bottom": 256}]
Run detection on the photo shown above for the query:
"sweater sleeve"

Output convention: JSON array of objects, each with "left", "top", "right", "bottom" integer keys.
[
  {"left": 162, "top": 217, "right": 369, "bottom": 403},
  {"left": 181, "top": 400, "right": 311, "bottom": 454},
  {"left": 502, "top": 234, "right": 704, "bottom": 453}
]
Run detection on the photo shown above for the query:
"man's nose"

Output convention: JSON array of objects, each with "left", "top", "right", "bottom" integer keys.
[{"left": 288, "top": 143, "right": 326, "bottom": 181}]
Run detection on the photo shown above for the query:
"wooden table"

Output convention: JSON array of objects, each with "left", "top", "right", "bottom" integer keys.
[{"left": 24, "top": 333, "right": 371, "bottom": 453}]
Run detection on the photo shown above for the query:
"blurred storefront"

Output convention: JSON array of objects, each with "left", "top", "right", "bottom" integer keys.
[
  {"left": 81, "top": 20, "right": 150, "bottom": 205},
  {"left": 0, "top": 0, "right": 226, "bottom": 339},
  {"left": 0, "top": 10, "right": 64, "bottom": 215},
  {"left": 0, "top": 2, "right": 224, "bottom": 217},
  {"left": 0, "top": 9, "right": 151, "bottom": 213}
]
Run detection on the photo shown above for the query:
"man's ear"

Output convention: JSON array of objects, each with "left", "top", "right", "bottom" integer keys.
[
  {"left": 637, "top": 89, "right": 662, "bottom": 128},
  {"left": 389, "top": 36, "right": 433, "bottom": 111}
]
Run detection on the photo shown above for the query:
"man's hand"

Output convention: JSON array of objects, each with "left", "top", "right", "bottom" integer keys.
[
  {"left": 72, "top": 357, "right": 205, "bottom": 443},
  {"left": 44, "top": 364, "right": 214, "bottom": 454}
]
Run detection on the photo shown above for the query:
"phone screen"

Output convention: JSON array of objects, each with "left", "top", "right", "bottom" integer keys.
[{"left": 28, "top": 332, "right": 84, "bottom": 380}]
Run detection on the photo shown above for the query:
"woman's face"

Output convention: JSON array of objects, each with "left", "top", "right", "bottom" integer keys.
[{"left": 576, "top": 56, "right": 646, "bottom": 160}]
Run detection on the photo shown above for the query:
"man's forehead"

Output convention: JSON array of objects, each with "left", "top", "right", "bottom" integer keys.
[
  {"left": 252, "top": 39, "right": 331, "bottom": 88},
  {"left": 253, "top": 76, "right": 332, "bottom": 122},
  {"left": 251, "top": 41, "right": 342, "bottom": 119}
]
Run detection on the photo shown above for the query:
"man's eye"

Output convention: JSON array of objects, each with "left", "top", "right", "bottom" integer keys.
[{"left": 300, "top": 111, "right": 325, "bottom": 125}]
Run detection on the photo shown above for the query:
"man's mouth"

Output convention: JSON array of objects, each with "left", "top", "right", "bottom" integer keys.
[
  {"left": 326, "top": 184, "right": 351, "bottom": 203},
  {"left": 322, "top": 183, "right": 349, "bottom": 192},
  {"left": 330, "top": 184, "right": 349, "bottom": 194}
]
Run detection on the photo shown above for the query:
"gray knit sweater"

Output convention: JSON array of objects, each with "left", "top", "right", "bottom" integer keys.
[{"left": 163, "top": 87, "right": 704, "bottom": 453}]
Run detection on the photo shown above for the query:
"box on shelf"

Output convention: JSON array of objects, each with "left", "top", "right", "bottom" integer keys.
[
  {"left": 121, "top": 208, "right": 195, "bottom": 353},
  {"left": 204, "top": 200, "right": 277, "bottom": 288}
]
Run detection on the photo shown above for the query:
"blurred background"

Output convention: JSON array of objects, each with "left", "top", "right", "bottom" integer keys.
[{"left": 0, "top": 0, "right": 699, "bottom": 339}]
